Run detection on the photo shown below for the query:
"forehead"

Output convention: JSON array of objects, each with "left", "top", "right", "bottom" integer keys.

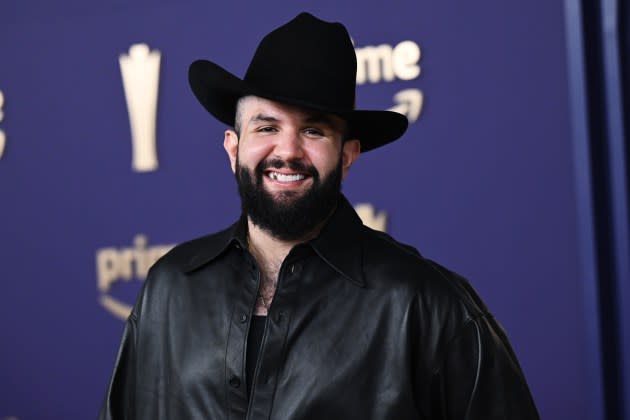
[{"left": 239, "top": 96, "right": 346, "bottom": 131}]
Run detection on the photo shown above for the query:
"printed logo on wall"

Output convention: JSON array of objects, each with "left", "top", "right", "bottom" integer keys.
[
  {"left": 96, "top": 205, "right": 387, "bottom": 320},
  {"left": 119, "top": 44, "right": 161, "bottom": 172},
  {"left": 116, "top": 39, "right": 422, "bottom": 174},
  {"left": 356, "top": 203, "right": 387, "bottom": 232},
  {"left": 96, "top": 234, "right": 174, "bottom": 320},
  {"left": 0, "top": 90, "right": 6, "bottom": 159},
  {"left": 354, "top": 39, "right": 423, "bottom": 122}
]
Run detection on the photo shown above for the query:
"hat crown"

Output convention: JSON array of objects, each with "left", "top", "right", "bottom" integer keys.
[
  {"left": 244, "top": 13, "right": 357, "bottom": 110},
  {"left": 188, "top": 12, "right": 409, "bottom": 152}
]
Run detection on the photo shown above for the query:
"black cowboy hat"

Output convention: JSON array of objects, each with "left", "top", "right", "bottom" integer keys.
[{"left": 188, "top": 12, "right": 408, "bottom": 152}]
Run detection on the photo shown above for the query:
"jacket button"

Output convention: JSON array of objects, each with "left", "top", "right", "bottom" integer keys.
[
  {"left": 290, "top": 263, "right": 301, "bottom": 275},
  {"left": 276, "top": 310, "right": 288, "bottom": 322},
  {"left": 239, "top": 314, "right": 248, "bottom": 323},
  {"left": 229, "top": 376, "right": 241, "bottom": 388}
]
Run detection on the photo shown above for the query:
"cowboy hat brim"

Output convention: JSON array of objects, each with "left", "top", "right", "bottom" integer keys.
[{"left": 189, "top": 60, "right": 408, "bottom": 152}]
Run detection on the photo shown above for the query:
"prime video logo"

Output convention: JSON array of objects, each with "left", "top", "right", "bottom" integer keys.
[{"left": 96, "top": 234, "right": 174, "bottom": 320}]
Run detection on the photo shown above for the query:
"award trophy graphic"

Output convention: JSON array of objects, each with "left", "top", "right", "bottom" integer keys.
[
  {"left": 119, "top": 44, "right": 161, "bottom": 172},
  {"left": 355, "top": 203, "right": 388, "bottom": 232}
]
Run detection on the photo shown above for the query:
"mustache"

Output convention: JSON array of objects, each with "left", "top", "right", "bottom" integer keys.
[{"left": 257, "top": 159, "right": 318, "bottom": 177}]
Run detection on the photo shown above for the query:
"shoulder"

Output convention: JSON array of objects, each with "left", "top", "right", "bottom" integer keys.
[
  {"left": 150, "top": 223, "right": 238, "bottom": 274},
  {"left": 359, "top": 226, "right": 490, "bottom": 320},
  {"left": 133, "top": 224, "right": 237, "bottom": 300},
  {"left": 129, "top": 225, "right": 238, "bottom": 317}
]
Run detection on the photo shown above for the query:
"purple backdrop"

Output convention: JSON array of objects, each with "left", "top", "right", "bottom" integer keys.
[{"left": 0, "top": 1, "right": 595, "bottom": 419}]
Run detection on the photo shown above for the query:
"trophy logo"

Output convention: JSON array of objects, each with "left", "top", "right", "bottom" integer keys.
[
  {"left": 355, "top": 203, "right": 388, "bottom": 232},
  {"left": 0, "top": 90, "right": 6, "bottom": 159},
  {"left": 119, "top": 44, "right": 161, "bottom": 172}
]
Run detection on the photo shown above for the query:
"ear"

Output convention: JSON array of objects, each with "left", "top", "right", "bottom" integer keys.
[
  {"left": 341, "top": 139, "right": 361, "bottom": 179},
  {"left": 223, "top": 129, "right": 239, "bottom": 173}
]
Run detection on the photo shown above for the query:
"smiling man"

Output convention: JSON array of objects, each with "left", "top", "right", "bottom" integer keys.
[
  {"left": 99, "top": 12, "right": 539, "bottom": 420},
  {"left": 229, "top": 96, "right": 358, "bottom": 247}
]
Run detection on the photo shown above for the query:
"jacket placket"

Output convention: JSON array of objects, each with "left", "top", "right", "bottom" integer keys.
[{"left": 247, "top": 255, "right": 302, "bottom": 420}]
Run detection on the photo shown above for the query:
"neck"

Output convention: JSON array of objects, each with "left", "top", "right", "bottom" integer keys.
[
  {"left": 247, "top": 221, "right": 311, "bottom": 316},
  {"left": 245, "top": 213, "right": 333, "bottom": 316},
  {"left": 246, "top": 219, "right": 322, "bottom": 267}
]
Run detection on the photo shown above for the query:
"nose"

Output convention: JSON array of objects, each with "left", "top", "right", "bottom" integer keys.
[{"left": 273, "top": 130, "right": 305, "bottom": 160}]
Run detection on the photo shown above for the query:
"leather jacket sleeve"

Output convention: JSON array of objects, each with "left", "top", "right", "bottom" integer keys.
[
  {"left": 428, "top": 315, "right": 539, "bottom": 419},
  {"left": 98, "top": 313, "right": 137, "bottom": 420},
  {"left": 415, "top": 261, "right": 539, "bottom": 419}
]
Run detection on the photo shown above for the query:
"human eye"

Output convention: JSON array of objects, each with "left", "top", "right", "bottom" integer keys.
[
  {"left": 303, "top": 127, "right": 325, "bottom": 137},
  {"left": 255, "top": 126, "right": 278, "bottom": 134}
]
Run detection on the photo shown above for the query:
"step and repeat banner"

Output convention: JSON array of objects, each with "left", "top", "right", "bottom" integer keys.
[{"left": 1, "top": 1, "right": 590, "bottom": 419}]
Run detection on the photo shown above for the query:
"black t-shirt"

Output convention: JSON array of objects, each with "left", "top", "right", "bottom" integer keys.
[{"left": 246, "top": 315, "right": 267, "bottom": 397}]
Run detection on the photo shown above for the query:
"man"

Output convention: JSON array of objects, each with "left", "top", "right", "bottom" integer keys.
[{"left": 99, "top": 12, "right": 539, "bottom": 419}]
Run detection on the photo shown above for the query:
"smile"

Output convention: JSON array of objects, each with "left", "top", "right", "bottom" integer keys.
[{"left": 267, "top": 171, "right": 307, "bottom": 183}]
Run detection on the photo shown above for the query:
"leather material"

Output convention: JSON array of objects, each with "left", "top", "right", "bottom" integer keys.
[{"left": 98, "top": 195, "right": 540, "bottom": 419}]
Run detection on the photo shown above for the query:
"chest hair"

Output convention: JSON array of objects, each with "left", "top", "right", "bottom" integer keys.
[{"left": 253, "top": 258, "right": 281, "bottom": 315}]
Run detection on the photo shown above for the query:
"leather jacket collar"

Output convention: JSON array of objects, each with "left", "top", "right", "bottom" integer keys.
[{"left": 182, "top": 194, "right": 365, "bottom": 286}]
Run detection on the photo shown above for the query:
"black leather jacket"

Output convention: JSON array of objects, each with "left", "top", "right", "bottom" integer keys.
[{"left": 99, "top": 195, "right": 539, "bottom": 419}]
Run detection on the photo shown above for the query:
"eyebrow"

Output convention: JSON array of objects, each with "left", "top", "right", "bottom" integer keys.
[
  {"left": 248, "top": 112, "right": 344, "bottom": 132},
  {"left": 249, "top": 114, "right": 279, "bottom": 124},
  {"left": 304, "top": 113, "right": 337, "bottom": 127},
  {"left": 305, "top": 113, "right": 347, "bottom": 136}
]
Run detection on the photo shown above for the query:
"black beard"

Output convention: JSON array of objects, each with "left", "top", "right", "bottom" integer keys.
[{"left": 235, "top": 156, "right": 342, "bottom": 241}]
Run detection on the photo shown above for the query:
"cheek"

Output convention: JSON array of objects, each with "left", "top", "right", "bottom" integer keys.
[
  {"left": 238, "top": 141, "right": 273, "bottom": 165},
  {"left": 309, "top": 144, "right": 342, "bottom": 174}
]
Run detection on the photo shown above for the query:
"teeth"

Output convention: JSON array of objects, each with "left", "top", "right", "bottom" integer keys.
[{"left": 269, "top": 172, "right": 305, "bottom": 182}]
